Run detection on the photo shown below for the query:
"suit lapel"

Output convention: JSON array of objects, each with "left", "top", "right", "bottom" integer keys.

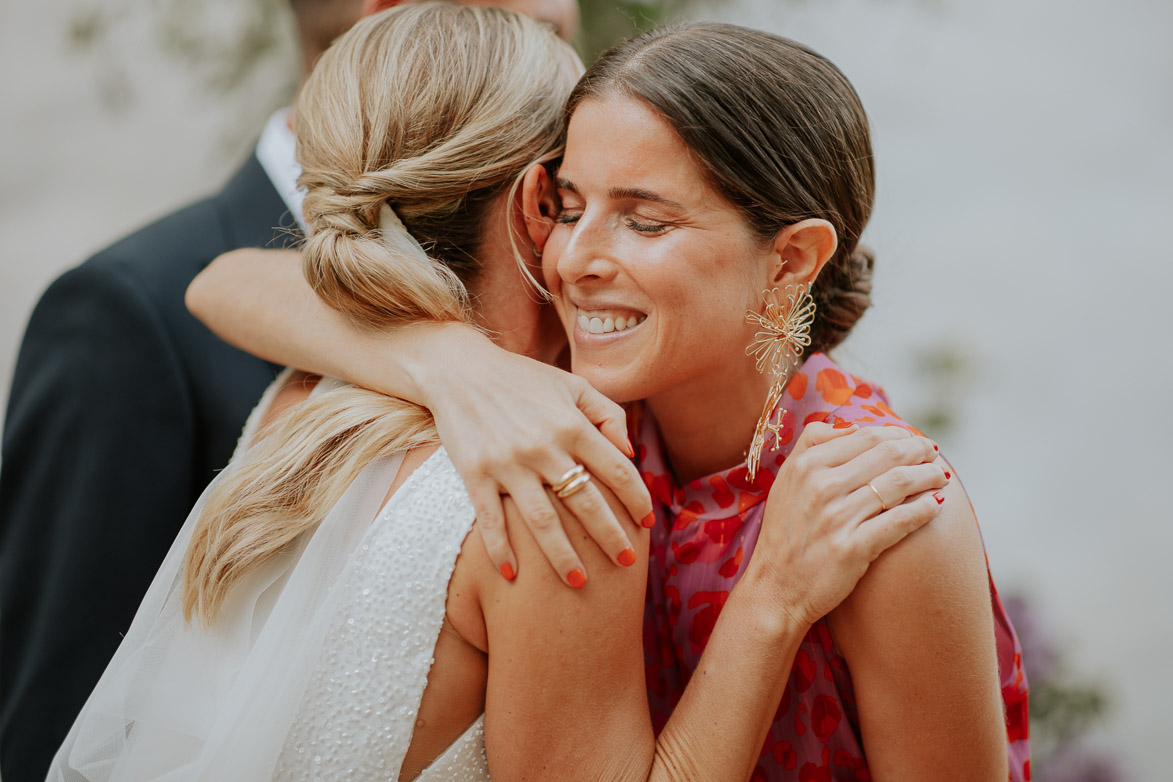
[{"left": 216, "top": 153, "right": 303, "bottom": 252}]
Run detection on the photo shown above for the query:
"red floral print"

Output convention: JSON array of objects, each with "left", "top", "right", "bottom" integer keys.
[{"left": 637, "top": 353, "right": 1030, "bottom": 780}]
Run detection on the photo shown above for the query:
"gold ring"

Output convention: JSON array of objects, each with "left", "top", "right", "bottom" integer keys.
[
  {"left": 551, "top": 464, "right": 586, "bottom": 494},
  {"left": 555, "top": 472, "right": 593, "bottom": 500},
  {"left": 867, "top": 481, "right": 887, "bottom": 512}
]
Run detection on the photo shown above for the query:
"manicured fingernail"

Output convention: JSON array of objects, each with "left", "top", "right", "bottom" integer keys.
[
  {"left": 624, "top": 436, "right": 635, "bottom": 459},
  {"left": 567, "top": 569, "right": 587, "bottom": 588},
  {"left": 640, "top": 512, "right": 656, "bottom": 528},
  {"left": 618, "top": 548, "right": 637, "bottom": 567},
  {"left": 933, "top": 443, "right": 939, "bottom": 452},
  {"left": 500, "top": 563, "right": 516, "bottom": 581},
  {"left": 944, "top": 470, "right": 951, "bottom": 480},
  {"left": 933, "top": 492, "right": 945, "bottom": 504}
]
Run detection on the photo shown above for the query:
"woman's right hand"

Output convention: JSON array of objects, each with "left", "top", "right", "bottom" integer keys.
[
  {"left": 412, "top": 327, "right": 653, "bottom": 586},
  {"left": 749, "top": 422, "right": 948, "bottom": 629}
]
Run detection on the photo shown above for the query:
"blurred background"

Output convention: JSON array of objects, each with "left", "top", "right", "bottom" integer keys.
[{"left": 1, "top": 0, "right": 1169, "bottom": 778}]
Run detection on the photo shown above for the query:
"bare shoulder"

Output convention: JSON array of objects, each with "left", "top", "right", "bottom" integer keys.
[
  {"left": 826, "top": 462, "right": 1008, "bottom": 778},
  {"left": 477, "top": 484, "right": 648, "bottom": 644},
  {"left": 257, "top": 371, "right": 322, "bottom": 430},
  {"left": 471, "top": 486, "right": 652, "bottom": 780},
  {"left": 847, "top": 465, "right": 985, "bottom": 620}
]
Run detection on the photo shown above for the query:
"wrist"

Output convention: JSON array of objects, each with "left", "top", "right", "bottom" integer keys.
[
  {"left": 393, "top": 321, "right": 490, "bottom": 407},
  {"left": 729, "top": 561, "right": 815, "bottom": 647}
]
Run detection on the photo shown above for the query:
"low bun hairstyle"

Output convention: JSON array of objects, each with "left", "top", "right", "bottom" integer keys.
[
  {"left": 567, "top": 23, "right": 876, "bottom": 354},
  {"left": 297, "top": 2, "right": 583, "bottom": 328},
  {"left": 183, "top": 3, "right": 583, "bottom": 626}
]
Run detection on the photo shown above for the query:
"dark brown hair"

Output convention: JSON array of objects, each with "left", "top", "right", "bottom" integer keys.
[{"left": 566, "top": 23, "right": 876, "bottom": 353}]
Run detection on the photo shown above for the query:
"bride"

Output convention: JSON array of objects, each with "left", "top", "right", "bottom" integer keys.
[{"left": 48, "top": 5, "right": 947, "bottom": 780}]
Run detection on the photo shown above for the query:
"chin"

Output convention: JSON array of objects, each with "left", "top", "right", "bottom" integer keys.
[{"left": 571, "top": 361, "right": 650, "bottom": 405}]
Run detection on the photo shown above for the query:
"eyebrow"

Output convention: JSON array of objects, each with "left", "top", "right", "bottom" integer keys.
[{"left": 556, "top": 177, "right": 687, "bottom": 212}]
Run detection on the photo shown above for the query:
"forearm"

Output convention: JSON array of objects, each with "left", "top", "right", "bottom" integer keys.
[
  {"left": 647, "top": 564, "right": 808, "bottom": 782},
  {"left": 186, "top": 249, "right": 488, "bottom": 406}
]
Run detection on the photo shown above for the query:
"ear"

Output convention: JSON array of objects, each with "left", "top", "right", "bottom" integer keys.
[
  {"left": 769, "top": 219, "right": 839, "bottom": 289},
  {"left": 521, "top": 163, "right": 558, "bottom": 254}
]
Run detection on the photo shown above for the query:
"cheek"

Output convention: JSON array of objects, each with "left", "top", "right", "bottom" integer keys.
[
  {"left": 648, "top": 258, "right": 761, "bottom": 361},
  {"left": 541, "top": 229, "right": 569, "bottom": 295}
]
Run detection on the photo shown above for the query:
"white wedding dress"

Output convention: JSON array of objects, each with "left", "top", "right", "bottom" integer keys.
[{"left": 47, "top": 376, "right": 490, "bottom": 781}]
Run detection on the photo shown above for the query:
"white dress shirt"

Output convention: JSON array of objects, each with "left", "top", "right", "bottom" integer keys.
[{"left": 255, "top": 108, "right": 306, "bottom": 232}]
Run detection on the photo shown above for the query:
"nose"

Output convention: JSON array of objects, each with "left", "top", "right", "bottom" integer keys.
[{"left": 555, "top": 211, "right": 621, "bottom": 287}]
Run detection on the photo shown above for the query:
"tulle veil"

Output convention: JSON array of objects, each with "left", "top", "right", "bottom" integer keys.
[{"left": 45, "top": 446, "right": 403, "bottom": 781}]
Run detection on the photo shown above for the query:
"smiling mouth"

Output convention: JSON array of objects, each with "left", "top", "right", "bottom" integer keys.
[{"left": 575, "top": 308, "right": 647, "bottom": 334}]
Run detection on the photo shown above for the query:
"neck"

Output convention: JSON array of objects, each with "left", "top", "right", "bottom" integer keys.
[
  {"left": 646, "top": 355, "right": 773, "bottom": 485},
  {"left": 468, "top": 197, "right": 553, "bottom": 362}
]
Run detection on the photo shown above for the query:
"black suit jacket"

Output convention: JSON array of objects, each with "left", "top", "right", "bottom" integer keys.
[{"left": 0, "top": 154, "right": 297, "bottom": 782}]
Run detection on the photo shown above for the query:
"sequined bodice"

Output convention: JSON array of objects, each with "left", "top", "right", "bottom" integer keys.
[{"left": 274, "top": 447, "right": 489, "bottom": 781}]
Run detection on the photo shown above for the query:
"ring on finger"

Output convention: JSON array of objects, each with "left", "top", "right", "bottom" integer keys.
[
  {"left": 866, "top": 481, "right": 888, "bottom": 512},
  {"left": 555, "top": 471, "right": 593, "bottom": 500},
  {"left": 551, "top": 464, "right": 586, "bottom": 494}
]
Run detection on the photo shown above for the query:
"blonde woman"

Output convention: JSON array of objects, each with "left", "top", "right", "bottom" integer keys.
[
  {"left": 193, "top": 14, "right": 1025, "bottom": 780},
  {"left": 50, "top": 6, "right": 947, "bottom": 781}
]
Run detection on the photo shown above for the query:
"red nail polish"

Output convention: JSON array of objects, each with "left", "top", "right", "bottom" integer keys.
[
  {"left": 618, "top": 548, "right": 637, "bottom": 567},
  {"left": 944, "top": 471, "right": 951, "bottom": 479},
  {"left": 640, "top": 512, "right": 656, "bottom": 528},
  {"left": 500, "top": 563, "right": 515, "bottom": 581},
  {"left": 933, "top": 492, "right": 945, "bottom": 504},
  {"left": 624, "top": 436, "right": 635, "bottom": 459},
  {"left": 933, "top": 444, "right": 939, "bottom": 452},
  {"left": 567, "top": 569, "right": 587, "bottom": 588}
]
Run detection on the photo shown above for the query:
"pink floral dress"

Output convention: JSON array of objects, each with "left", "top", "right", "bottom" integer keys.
[{"left": 637, "top": 352, "right": 1030, "bottom": 781}]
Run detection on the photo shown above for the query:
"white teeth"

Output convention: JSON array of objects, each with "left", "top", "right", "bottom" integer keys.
[{"left": 578, "top": 309, "right": 646, "bottom": 334}]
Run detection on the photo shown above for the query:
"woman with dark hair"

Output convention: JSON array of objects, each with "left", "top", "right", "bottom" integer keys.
[
  {"left": 50, "top": 8, "right": 952, "bottom": 781},
  {"left": 192, "top": 18, "right": 1028, "bottom": 781}
]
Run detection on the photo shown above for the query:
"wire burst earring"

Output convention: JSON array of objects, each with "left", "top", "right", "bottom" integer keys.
[{"left": 744, "top": 283, "right": 816, "bottom": 479}]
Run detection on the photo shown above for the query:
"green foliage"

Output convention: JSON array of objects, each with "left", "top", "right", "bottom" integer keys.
[
  {"left": 576, "top": 0, "right": 669, "bottom": 61},
  {"left": 905, "top": 340, "right": 978, "bottom": 438},
  {"left": 1031, "top": 678, "right": 1110, "bottom": 764}
]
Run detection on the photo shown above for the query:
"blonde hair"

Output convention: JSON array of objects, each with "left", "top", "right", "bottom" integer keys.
[{"left": 183, "top": 3, "right": 583, "bottom": 626}]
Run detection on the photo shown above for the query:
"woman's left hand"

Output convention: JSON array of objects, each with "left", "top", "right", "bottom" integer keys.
[{"left": 745, "top": 422, "right": 948, "bottom": 630}]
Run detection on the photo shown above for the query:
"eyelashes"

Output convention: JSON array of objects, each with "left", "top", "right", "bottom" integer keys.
[
  {"left": 626, "top": 218, "right": 668, "bottom": 235},
  {"left": 554, "top": 211, "right": 669, "bottom": 235}
]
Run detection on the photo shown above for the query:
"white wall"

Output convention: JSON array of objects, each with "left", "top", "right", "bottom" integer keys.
[{"left": 695, "top": 0, "right": 1171, "bottom": 775}]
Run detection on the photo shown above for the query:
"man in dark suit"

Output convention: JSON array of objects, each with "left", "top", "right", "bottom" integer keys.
[{"left": 0, "top": 3, "right": 365, "bottom": 779}]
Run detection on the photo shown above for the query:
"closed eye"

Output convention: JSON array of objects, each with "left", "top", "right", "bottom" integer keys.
[{"left": 627, "top": 218, "right": 669, "bottom": 235}]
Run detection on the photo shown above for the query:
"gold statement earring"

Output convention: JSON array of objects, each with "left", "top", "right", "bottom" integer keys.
[{"left": 744, "top": 283, "right": 816, "bottom": 480}]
